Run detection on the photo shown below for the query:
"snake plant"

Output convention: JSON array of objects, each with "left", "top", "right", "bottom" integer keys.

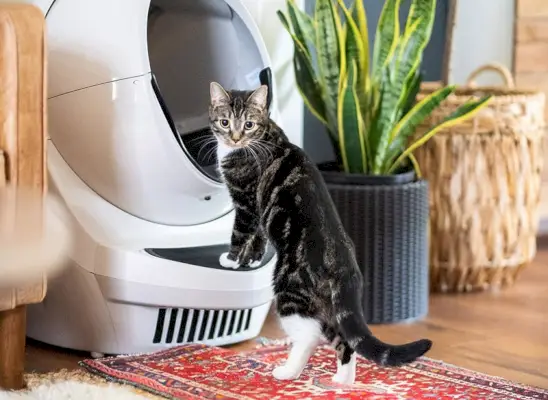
[{"left": 277, "top": 0, "right": 491, "bottom": 175}]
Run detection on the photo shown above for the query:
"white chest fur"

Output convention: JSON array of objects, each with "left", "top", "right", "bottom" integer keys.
[
  {"left": 216, "top": 141, "right": 237, "bottom": 181},
  {"left": 216, "top": 142, "right": 236, "bottom": 169}
]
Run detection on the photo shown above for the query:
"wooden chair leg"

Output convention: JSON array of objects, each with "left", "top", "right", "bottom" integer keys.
[{"left": 0, "top": 305, "right": 26, "bottom": 390}]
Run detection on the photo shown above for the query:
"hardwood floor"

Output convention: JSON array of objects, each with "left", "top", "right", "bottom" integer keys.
[{"left": 24, "top": 245, "right": 548, "bottom": 390}]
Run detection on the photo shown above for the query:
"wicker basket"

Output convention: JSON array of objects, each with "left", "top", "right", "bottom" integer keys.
[{"left": 414, "top": 63, "right": 546, "bottom": 293}]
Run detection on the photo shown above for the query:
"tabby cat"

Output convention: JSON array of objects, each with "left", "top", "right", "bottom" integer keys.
[{"left": 208, "top": 82, "right": 432, "bottom": 385}]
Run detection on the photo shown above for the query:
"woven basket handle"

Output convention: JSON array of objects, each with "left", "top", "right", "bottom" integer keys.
[{"left": 465, "top": 63, "right": 515, "bottom": 88}]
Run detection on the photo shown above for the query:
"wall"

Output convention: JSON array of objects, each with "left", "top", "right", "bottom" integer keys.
[{"left": 448, "top": 0, "right": 515, "bottom": 86}]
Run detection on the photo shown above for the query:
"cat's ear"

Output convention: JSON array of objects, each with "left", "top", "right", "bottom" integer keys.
[
  {"left": 210, "top": 82, "right": 230, "bottom": 106},
  {"left": 247, "top": 85, "right": 268, "bottom": 109}
]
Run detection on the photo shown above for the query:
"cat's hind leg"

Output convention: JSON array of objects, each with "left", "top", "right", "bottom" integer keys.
[
  {"left": 332, "top": 340, "right": 357, "bottom": 385},
  {"left": 272, "top": 314, "right": 322, "bottom": 380}
]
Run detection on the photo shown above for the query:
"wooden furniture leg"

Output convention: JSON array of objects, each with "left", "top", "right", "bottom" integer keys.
[{"left": 0, "top": 305, "right": 26, "bottom": 390}]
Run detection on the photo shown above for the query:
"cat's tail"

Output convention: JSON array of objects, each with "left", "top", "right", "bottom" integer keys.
[{"left": 333, "top": 278, "right": 432, "bottom": 367}]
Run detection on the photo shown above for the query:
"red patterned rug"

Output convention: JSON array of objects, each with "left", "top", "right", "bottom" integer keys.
[{"left": 79, "top": 338, "right": 548, "bottom": 399}]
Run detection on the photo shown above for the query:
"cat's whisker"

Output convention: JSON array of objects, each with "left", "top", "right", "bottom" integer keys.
[
  {"left": 253, "top": 141, "right": 274, "bottom": 160},
  {"left": 243, "top": 147, "right": 252, "bottom": 163},
  {"left": 203, "top": 144, "right": 219, "bottom": 163},
  {"left": 255, "top": 140, "right": 282, "bottom": 160},
  {"left": 246, "top": 145, "right": 263, "bottom": 174},
  {"left": 243, "top": 148, "right": 256, "bottom": 171},
  {"left": 187, "top": 135, "right": 215, "bottom": 145},
  {"left": 251, "top": 140, "right": 270, "bottom": 157},
  {"left": 257, "top": 145, "right": 271, "bottom": 163},
  {"left": 254, "top": 143, "right": 270, "bottom": 164},
  {"left": 188, "top": 138, "right": 218, "bottom": 155},
  {"left": 257, "top": 139, "right": 283, "bottom": 151},
  {"left": 194, "top": 137, "right": 216, "bottom": 149},
  {"left": 247, "top": 146, "right": 259, "bottom": 170},
  {"left": 196, "top": 139, "right": 218, "bottom": 160},
  {"left": 248, "top": 143, "right": 265, "bottom": 161}
]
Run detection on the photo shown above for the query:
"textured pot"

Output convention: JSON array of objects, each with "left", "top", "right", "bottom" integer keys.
[{"left": 319, "top": 163, "right": 430, "bottom": 324}]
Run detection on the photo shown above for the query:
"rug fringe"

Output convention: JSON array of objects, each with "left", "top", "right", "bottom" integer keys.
[{"left": 78, "top": 363, "right": 171, "bottom": 400}]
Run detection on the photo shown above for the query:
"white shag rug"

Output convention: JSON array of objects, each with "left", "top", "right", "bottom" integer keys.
[{"left": 0, "top": 381, "right": 152, "bottom": 400}]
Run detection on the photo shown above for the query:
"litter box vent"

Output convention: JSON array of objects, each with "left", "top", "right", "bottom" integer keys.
[{"left": 153, "top": 307, "right": 253, "bottom": 344}]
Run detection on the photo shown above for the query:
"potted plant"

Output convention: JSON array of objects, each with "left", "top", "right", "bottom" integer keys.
[{"left": 277, "top": 0, "right": 491, "bottom": 323}]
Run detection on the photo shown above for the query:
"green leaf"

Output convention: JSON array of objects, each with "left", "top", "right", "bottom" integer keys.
[
  {"left": 406, "top": 0, "right": 436, "bottom": 34},
  {"left": 408, "top": 153, "right": 422, "bottom": 178},
  {"left": 278, "top": 11, "right": 328, "bottom": 125},
  {"left": 338, "top": 61, "right": 366, "bottom": 173},
  {"left": 286, "top": 0, "right": 316, "bottom": 56},
  {"left": 338, "top": 0, "right": 369, "bottom": 122},
  {"left": 392, "top": 85, "right": 455, "bottom": 142},
  {"left": 337, "top": 5, "right": 348, "bottom": 96},
  {"left": 396, "top": 24, "right": 422, "bottom": 121},
  {"left": 391, "top": 17, "right": 423, "bottom": 104},
  {"left": 394, "top": 0, "right": 437, "bottom": 104},
  {"left": 338, "top": 1, "right": 366, "bottom": 77},
  {"left": 387, "top": 95, "right": 493, "bottom": 174},
  {"left": 352, "top": 0, "right": 370, "bottom": 81},
  {"left": 370, "top": 65, "right": 402, "bottom": 173},
  {"left": 351, "top": 0, "right": 371, "bottom": 118},
  {"left": 371, "top": 0, "right": 401, "bottom": 83},
  {"left": 316, "top": 0, "right": 342, "bottom": 131},
  {"left": 371, "top": 1, "right": 436, "bottom": 174},
  {"left": 400, "top": 69, "right": 423, "bottom": 118},
  {"left": 382, "top": 83, "right": 454, "bottom": 172}
]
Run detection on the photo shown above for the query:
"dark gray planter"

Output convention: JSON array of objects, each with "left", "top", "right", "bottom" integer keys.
[{"left": 319, "top": 163, "right": 430, "bottom": 324}]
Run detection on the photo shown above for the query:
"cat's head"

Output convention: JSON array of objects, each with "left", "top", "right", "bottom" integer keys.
[{"left": 208, "top": 82, "right": 269, "bottom": 149}]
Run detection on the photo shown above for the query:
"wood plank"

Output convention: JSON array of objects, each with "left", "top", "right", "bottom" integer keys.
[
  {"left": 434, "top": 343, "right": 548, "bottom": 388},
  {"left": 515, "top": 71, "right": 548, "bottom": 89},
  {"left": 509, "top": 74, "right": 548, "bottom": 191},
  {"left": 517, "top": 0, "right": 548, "bottom": 18},
  {"left": 516, "top": 19, "right": 548, "bottom": 43},
  {"left": 515, "top": 42, "right": 548, "bottom": 73}
]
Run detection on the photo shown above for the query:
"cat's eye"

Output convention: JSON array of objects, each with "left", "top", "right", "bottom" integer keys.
[
  {"left": 220, "top": 119, "right": 230, "bottom": 128},
  {"left": 244, "top": 121, "right": 255, "bottom": 130}
]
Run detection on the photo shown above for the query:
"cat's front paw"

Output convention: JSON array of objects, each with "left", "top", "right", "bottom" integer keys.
[
  {"left": 243, "top": 254, "right": 263, "bottom": 268},
  {"left": 239, "top": 250, "right": 264, "bottom": 268},
  {"left": 237, "top": 251, "right": 264, "bottom": 269},
  {"left": 272, "top": 365, "right": 302, "bottom": 380},
  {"left": 219, "top": 252, "right": 240, "bottom": 269},
  {"left": 219, "top": 251, "right": 263, "bottom": 269},
  {"left": 248, "top": 259, "right": 262, "bottom": 268}
]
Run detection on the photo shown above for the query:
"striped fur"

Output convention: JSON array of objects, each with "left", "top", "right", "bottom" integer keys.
[{"left": 208, "top": 82, "right": 432, "bottom": 382}]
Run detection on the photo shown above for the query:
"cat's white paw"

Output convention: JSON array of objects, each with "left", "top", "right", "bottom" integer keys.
[
  {"left": 219, "top": 252, "right": 240, "bottom": 269},
  {"left": 272, "top": 365, "right": 301, "bottom": 380},
  {"left": 248, "top": 259, "right": 262, "bottom": 268},
  {"left": 332, "top": 353, "right": 357, "bottom": 385},
  {"left": 332, "top": 371, "right": 356, "bottom": 385}
]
